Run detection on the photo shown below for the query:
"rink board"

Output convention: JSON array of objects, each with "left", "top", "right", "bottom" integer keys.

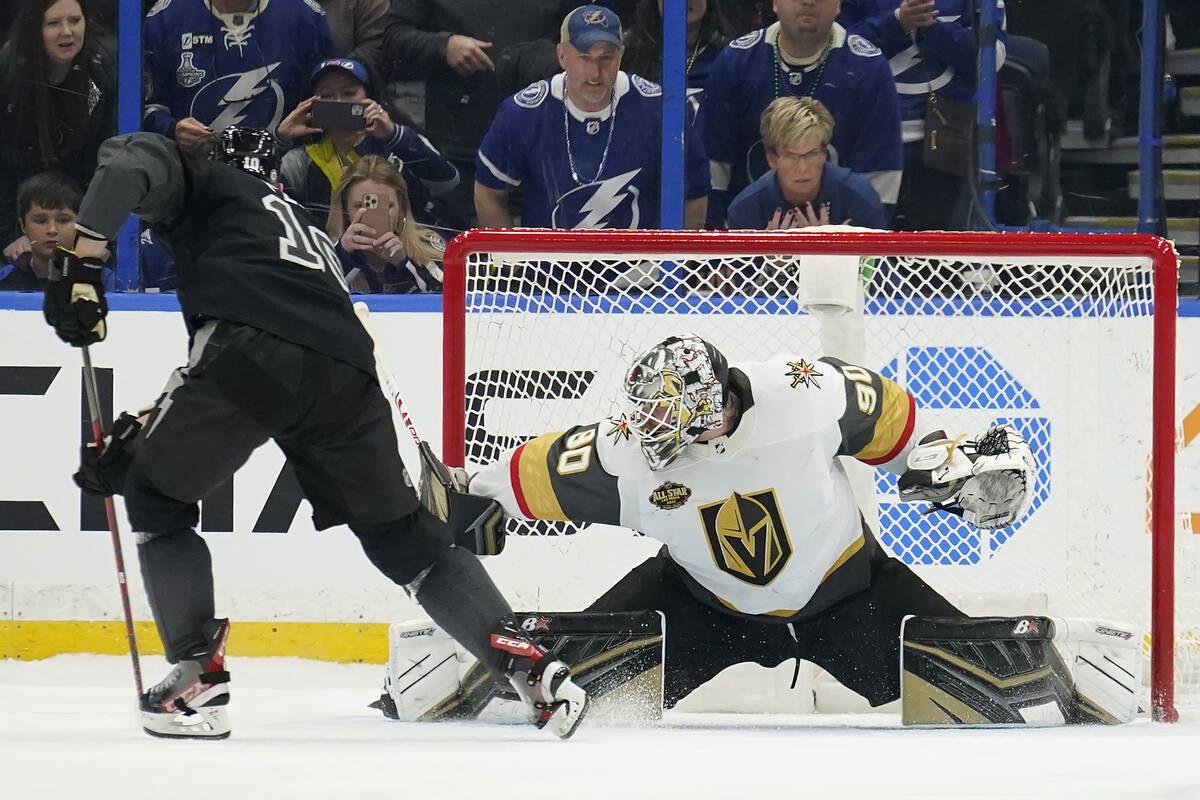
[{"left": 0, "top": 296, "right": 1198, "bottom": 663}]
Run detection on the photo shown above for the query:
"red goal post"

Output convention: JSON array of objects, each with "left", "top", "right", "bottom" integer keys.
[{"left": 442, "top": 229, "right": 1182, "bottom": 721}]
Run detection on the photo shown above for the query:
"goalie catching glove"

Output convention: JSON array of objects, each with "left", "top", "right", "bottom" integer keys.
[
  {"left": 898, "top": 425, "right": 1036, "bottom": 529},
  {"left": 417, "top": 441, "right": 506, "bottom": 555},
  {"left": 43, "top": 244, "right": 108, "bottom": 347}
]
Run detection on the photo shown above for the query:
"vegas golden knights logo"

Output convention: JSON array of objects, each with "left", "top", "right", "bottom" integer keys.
[{"left": 698, "top": 490, "right": 792, "bottom": 586}]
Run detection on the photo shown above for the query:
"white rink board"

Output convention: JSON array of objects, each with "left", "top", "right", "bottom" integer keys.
[{"left": 0, "top": 306, "right": 1198, "bottom": 627}]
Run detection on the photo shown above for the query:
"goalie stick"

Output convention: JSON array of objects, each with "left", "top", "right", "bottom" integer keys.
[{"left": 81, "top": 345, "right": 143, "bottom": 697}]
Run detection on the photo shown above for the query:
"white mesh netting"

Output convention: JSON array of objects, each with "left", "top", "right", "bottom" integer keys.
[{"left": 444, "top": 230, "right": 1195, "bottom": 714}]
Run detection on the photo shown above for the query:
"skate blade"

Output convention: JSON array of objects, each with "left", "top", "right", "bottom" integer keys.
[
  {"left": 142, "top": 706, "right": 230, "bottom": 740},
  {"left": 547, "top": 695, "right": 589, "bottom": 740}
]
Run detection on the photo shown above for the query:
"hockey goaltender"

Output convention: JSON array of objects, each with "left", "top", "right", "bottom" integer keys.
[{"left": 386, "top": 333, "right": 1144, "bottom": 727}]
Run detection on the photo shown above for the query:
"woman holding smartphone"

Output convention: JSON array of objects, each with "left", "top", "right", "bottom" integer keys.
[{"left": 328, "top": 155, "right": 445, "bottom": 293}]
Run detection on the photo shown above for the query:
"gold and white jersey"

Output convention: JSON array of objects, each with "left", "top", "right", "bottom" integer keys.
[{"left": 471, "top": 356, "right": 923, "bottom": 621}]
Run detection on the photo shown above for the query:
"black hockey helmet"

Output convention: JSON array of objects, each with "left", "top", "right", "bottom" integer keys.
[{"left": 212, "top": 126, "right": 280, "bottom": 184}]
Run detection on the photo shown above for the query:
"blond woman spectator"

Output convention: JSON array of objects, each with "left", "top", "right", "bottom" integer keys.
[
  {"left": 328, "top": 154, "right": 444, "bottom": 293},
  {"left": 727, "top": 96, "right": 886, "bottom": 230}
]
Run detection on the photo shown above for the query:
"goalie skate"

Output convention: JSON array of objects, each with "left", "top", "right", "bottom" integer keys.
[
  {"left": 491, "top": 631, "right": 589, "bottom": 739},
  {"left": 140, "top": 618, "right": 231, "bottom": 740}
]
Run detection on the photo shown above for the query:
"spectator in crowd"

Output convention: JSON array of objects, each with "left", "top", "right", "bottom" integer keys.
[
  {"left": 327, "top": 155, "right": 444, "bottom": 293},
  {"left": 382, "top": 0, "right": 576, "bottom": 223},
  {"left": 727, "top": 96, "right": 886, "bottom": 229},
  {"left": 316, "top": 0, "right": 388, "bottom": 77},
  {"left": 0, "top": 0, "right": 115, "bottom": 266},
  {"left": 621, "top": 0, "right": 732, "bottom": 101},
  {"left": 142, "top": 0, "right": 331, "bottom": 146},
  {"left": 839, "top": 0, "right": 1006, "bottom": 230},
  {"left": 278, "top": 58, "right": 460, "bottom": 231},
  {"left": 0, "top": 172, "right": 99, "bottom": 291},
  {"left": 703, "top": 0, "right": 903, "bottom": 228},
  {"left": 474, "top": 4, "right": 709, "bottom": 230}
]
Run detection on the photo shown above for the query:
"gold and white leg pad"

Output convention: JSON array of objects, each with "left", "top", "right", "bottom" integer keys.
[{"left": 901, "top": 615, "right": 1142, "bottom": 726}]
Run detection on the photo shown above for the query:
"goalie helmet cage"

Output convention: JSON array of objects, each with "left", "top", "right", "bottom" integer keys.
[{"left": 442, "top": 229, "right": 1185, "bottom": 722}]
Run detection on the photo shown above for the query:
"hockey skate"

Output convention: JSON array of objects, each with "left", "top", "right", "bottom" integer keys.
[
  {"left": 140, "top": 618, "right": 231, "bottom": 739},
  {"left": 491, "top": 628, "right": 589, "bottom": 739}
]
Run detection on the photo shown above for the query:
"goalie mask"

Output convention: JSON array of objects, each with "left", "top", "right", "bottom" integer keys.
[
  {"left": 623, "top": 334, "right": 728, "bottom": 470},
  {"left": 211, "top": 127, "right": 280, "bottom": 184}
]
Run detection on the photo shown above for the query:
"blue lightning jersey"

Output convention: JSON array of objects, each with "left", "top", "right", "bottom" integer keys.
[
  {"left": 702, "top": 22, "right": 903, "bottom": 221},
  {"left": 475, "top": 72, "right": 709, "bottom": 229},
  {"left": 144, "top": 0, "right": 332, "bottom": 136},
  {"left": 839, "top": 0, "right": 1006, "bottom": 143}
]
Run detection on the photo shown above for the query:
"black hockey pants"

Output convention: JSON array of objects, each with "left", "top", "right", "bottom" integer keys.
[
  {"left": 123, "top": 321, "right": 451, "bottom": 661},
  {"left": 586, "top": 541, "right": 964, "bottom": 708}
]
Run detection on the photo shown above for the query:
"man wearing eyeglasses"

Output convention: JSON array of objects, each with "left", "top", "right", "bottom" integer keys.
[{"left": 726, "top": 96, "right": 886, "bottom": 230}]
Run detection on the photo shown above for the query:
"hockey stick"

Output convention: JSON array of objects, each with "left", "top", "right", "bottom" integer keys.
[
  {"left": 81, "top": 345, "right": 143, "bottom": 697},
  {"left": 352, "top": 302, "right": 505, "bottom": 553},
  {"left": 353, "top": 301, "right": 423, "bottom": 448}
]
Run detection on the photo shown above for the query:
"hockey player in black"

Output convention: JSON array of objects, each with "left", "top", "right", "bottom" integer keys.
[{"left": 43, "top": 128, "right": 587, "bottom": 740}]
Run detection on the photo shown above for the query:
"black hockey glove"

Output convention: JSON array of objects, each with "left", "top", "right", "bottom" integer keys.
[
  {"left": 74, "top": 412, "right": 143, "bottom": 496},
  {"left": 44, "top": 246, "right": 108, "bottom": 347}
]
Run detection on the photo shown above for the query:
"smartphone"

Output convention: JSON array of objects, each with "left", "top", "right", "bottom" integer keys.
[
  {"left": 359, "top": 192, "right": 392, "bottom": 237},
  {"left": 310, "top": 99, "right": 367, "bottom": 131}
]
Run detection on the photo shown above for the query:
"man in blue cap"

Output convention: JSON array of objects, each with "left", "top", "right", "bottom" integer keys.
[{"left": 474, "top": 4, "right": 709, "bottom": 232}]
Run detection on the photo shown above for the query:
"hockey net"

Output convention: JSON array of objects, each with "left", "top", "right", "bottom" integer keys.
[{"left": 442, "top": 229, "right": 1192, "bottom": 720}]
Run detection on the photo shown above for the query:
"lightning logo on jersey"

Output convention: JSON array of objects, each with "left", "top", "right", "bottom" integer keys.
[
  {"left": 554, "top": 169, "right": 642, "bottom": 229},
  {"left": 144, "top": 0, "right": 331, "bottom": 137},
  {"left": 195, "top": 64, "right": 285, "bottom": 133}
]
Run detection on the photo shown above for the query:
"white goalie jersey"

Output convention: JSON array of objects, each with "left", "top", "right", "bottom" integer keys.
[{"left": 470, "top": 356, "right": 926, "bottom": 620}]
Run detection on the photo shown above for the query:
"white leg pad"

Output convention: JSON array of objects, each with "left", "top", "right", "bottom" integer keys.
[
  {"left": 1052, "top": 617, "right": 1143, "bottom": 723},
  {"left": 384, "top": 619, "right": 464, "bottom": 721}
]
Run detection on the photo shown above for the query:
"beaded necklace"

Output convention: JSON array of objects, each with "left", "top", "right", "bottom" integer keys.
[
  {"left": 563, "top": 87, "right": 617, "bottom": 186},
  {"left": 771, "top": 30, "right": 834, "bottom": 99}
]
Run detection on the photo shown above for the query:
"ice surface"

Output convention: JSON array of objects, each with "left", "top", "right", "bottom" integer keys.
[{"left": 2, "top": 654, "right": 1198, "bottom": 800}]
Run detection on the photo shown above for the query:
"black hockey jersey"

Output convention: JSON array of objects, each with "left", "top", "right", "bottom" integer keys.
[{"left": 76, "top": 133, "right": 375, "bottom": 376}]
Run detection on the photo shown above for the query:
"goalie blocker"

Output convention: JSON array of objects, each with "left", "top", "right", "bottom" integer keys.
[
  {"left": 901, "top": 615, "right": 1143, "bottom": 725},
  {"left": 373, "top": 610, "right": 664, "bottom": 723},
  {"left": 417, "top": 441, "right": 506, "bottom": 556}
]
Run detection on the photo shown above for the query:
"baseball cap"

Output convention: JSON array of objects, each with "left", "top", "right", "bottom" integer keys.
[
  {"left": 310, "top": 58, "right": 370, "bottom": 90},
  {"left": 560, "top": 5, "right": 623, "bottom": 51}
]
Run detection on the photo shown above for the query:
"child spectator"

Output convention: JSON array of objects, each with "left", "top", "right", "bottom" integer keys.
[
  {"left": 327, "top": 155, "right": 444, "bottom": 293},
  {"left": 278, "top": 58, "right": 461, "bottom": 234},
  {"left": 0, "top": 0, "right": 116, "bottom": 266},
  {"left": 0, "top": 171, "right": 107, "bottom": 291},
  {"left": 727, "top": 96, "right": 886, "bottom": 230}
]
